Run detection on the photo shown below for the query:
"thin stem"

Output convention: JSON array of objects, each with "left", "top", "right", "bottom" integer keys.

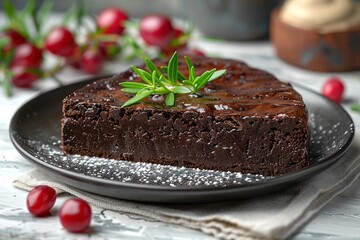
[
  {"left": 51, "top": 75, "right": 63, "bottom": 86},
  {"left": 2, "top": 75, "right": 13, "bottom": 97}
]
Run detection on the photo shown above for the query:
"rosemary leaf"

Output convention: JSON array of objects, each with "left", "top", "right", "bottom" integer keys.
[
  {"left": 3, "top": 0, "right": 17, "bottom": 20},
  {"left": 3, "top": 49, "right": 14, "bottom": 67},
  {"left": 151, "top": 70, "right": 158, "bottom": 88},
  {"left": 121, "top": 88, "right": 142, "bottom": 94},
  {"left": 76, "top": 0, "right": 86, "bottom": 29},
  {"left": 37, "top": 1, "right": 54, "bottom": 32},
  {"left": 165, "top": 92, "right": 175, "bottom": 106},
  {"left": 3, "top": 73, "right": 13, "bottom": 97},
  {"left": 154, "top": 87, "right": 170, "bottom": 94},
  {"left": 167, "top": 51, "right": 178, "bottom": 85},
  {"left": 122, "top": 89, "right": 154, "bottom": 107},
  {"left": 182, "top": 80, "right": 192, "bottom": 85},
  {"left": 22, "top": 0, "right": 36, "bottom": 17},
  {"left": 189, "top": 66, "right": 196, "bottom": 83},
  {"left": 351, "top": 104, "right": 360, "bottom": 113},
  {"left": 120, "top": 82, "right": 149, "bottom": 89},
  {"left": 173, "top": 86, "right": 192, "bottom": 94},
  {"left": 62, "top": 4, "right": 78, "bottom": 25},
  {"left": 131, "top": 66, "right": 153, "bottom": 85},
  {"left": 194, "top": 69, "right": 216, "bottom": 91},
  {"left": 154, "top": 75, "right": 167, "bottom": 89},
  {"left": 184, "top": 56, "right": 193, "bottom": 72},
  {"left": 161, "top": 66, "right": 186, "bottom": 81},
  {"left": 209, "top": 69, "right": 226, "bottom": 82},
  {"left": 184, "top": 56, "right": 196, "bottom": 82},
  {"left": 145, "top": 58, "right": 162, "bottom": 78}
]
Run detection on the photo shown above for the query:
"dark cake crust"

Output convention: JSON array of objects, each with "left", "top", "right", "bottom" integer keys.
[{"left": 61, "top": 56, "right": 309, "bottom": 176}]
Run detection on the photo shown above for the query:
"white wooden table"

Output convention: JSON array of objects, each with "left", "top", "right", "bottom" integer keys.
[{"left": 1, "top": 26, "right": 360, "bottom": 239}]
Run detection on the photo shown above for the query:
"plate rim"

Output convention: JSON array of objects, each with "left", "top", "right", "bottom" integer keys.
[{"left": 9, "top": 76, "right": 355, "bottom": 193}]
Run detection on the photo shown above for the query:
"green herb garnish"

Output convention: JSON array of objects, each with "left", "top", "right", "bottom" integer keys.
[
  {"left": 120, "top": 52, "right": 226, "bottom": 107},
  {"left": 351, "top": 104, "right": 360, "bottom": 113}
]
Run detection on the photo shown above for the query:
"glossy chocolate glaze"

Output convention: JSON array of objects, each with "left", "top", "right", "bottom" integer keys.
[{"left": 64, "top": 56, "right": 307, "bottom": 122}]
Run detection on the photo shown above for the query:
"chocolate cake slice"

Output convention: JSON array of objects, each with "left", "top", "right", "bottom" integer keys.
[{"left": 61, "top": 56, "right": 309, "bottom": 176}]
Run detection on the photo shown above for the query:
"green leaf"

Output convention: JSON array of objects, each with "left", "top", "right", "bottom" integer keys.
[
  {"left": 182, "top": 80, "right": 193, "bottom": 86},
  {"left": 123, "top": 20, "right": 139, "bottom": 29},
  {"left": 193, "top": 69, "right": 216, "bottom": 91},
  {"left": 122, "top": 89, "right": 154, "bottom": 107},
  {"left": 165, "top": 93, "right": 175, "bottom": 106},
  {"left": 151, "top": 70, "right": 157, "bottom": 87},
  {"left": 161, "top": 66, "right": 186, "bottom": 81},
  {"left": 25, "top": 67, "right": 43, "bottom": 77},
  {"left": 184, "top": 56, "right": 194, "bottom": 80},
  {"left": 209, "top": 69, "right": 226, "bottom": 82},
  {"left": 145, "top": 58, "right": 162, "bottom": 78},
  {"left": 172, "top": 86, "right": 192, "bottom": 94},
  {"left": 154, "top": 87, "right": 170, "bottom": 94},
  {"left": 62, "top": 4, "right": 78, "bottom": 25},
  {"left": 167, "top": 52, "right": 178, "bottom": 85},
  {"left": 189, "top": 66, "right": 196, "bottom": 83},
  {"left": 138, "top": 68, "right": 153, "bottom": 82},
  {"left": 37, "top": 1, "right": 54, "bottom": 30},
  {"left": 0, "top": 37, "right": 9, "bottom": 49},
  {"left": 131, "top": 66, "right": 153, "bottom": 85},
  {"left": 184, "top": 56, "right": 193, "bottom": 69},
  {"left": 2, "top": 73, "right": 13, "bottom": 97},
  {"left": 76, "top": 0, "right": 86, "bottom": 29},
  {"left": 152, "top": 74, "right": 167, "bottom": 89},
  {"left": 3, "top": 0, "right": 17, "bottom": 20},
  {"left": 3, "top": 49, "right": 14, "bottom": 67},
  {"left": 22, "top": 0, "right": 36, "bottom": 16},
  {"left": 351, "top": 104, "right": 360, "bottom": 113},
  {"left": 121, "top": 88, "right": 142, "bottom": 94},
  {"left": 120, "top": 82, "right": 150, "bottom": 89},
  {"left": 22, "top": 0, "right": 39, "bottom": 36}
]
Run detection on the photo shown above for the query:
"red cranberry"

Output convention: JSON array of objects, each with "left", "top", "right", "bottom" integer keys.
[
  {"left": 99, "top": 41, "right": 121, "bottom": 60},
  {"left": 160, "top": 28, "right": 188, "bottom": 56},
  {"left": 59, "top": 198, "right": 92, "bottom": 233},
  {"left": 322, "top": 77, "right": 345, "bottom": 103},
  {"left": 174, "top": 28, "right": 185, "bottom": 39},
  {"left": 12, "top": 43, "right": 43, "bottom": 68},
  {"left": 11, "top": 65, "right": 40, "bottom": 88},
  {"left": 26, "top": 185, "right": 56, "bottom": 216},
  {"left": 178, "top": 48, "right": 206, "bottom": 57},
  {"left": 1, "top": 30, "right": 27, "bottom": 53},
  {"left": 97, "top": 7, "right": 128, "bottom": 35},
  {"left": 139, "top": 15, "right": 175, "bottom": 48},
  {"left": 80, "top": 47, "right": 105, "bottom": 74},
  {"left": 45, "top": 26, "right": 77, "bottom": 57}
]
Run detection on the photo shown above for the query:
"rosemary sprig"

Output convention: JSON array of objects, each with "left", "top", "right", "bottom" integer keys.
[
  {"left": 351, "top": 104, "right": 360, "bottom": 113},
  {"left": 120, "top": 52, "right": 226, "bottom": 107}
]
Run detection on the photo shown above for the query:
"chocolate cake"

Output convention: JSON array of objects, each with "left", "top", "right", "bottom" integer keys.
[{"left": 61, "top": 56, "right": 309, "bottom": 176}]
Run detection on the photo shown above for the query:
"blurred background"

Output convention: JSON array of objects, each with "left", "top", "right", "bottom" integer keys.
[
  {"left": 4, "top": 0, "right": 360, "bottom": 41},
  {"left": 4, "top": 0, "right": 189, "bottom": 18},
  {"left": 4, "top": 0, "right": 284, "bottom": 41}
]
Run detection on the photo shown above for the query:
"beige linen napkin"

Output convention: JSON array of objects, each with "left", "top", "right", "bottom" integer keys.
[{"left": 13, "top": 132, "right": 360, "bottom": 240}]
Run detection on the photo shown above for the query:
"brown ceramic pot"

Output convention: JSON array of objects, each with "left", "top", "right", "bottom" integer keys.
[{"left": 270, "top": 8, "right": 360, "bottom": 72}]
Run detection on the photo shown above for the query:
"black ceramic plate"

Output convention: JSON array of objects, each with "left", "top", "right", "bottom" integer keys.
[{"left": 10, "top": 76, "right": 354, "bottom": 204}]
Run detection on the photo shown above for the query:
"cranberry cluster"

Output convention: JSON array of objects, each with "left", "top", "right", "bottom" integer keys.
[
  {"left": 1, "top": 6, "right": 203, "bottom": 91},
  {"left": 27, "top": 185, "right": 92, "bottom": 233}
]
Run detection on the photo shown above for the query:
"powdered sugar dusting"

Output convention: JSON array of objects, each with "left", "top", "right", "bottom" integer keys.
[
  {"left": 20, "top": 110, "right": 354, "bottom": 188},
  {"left": 26, "top": 138, "right": 270, "bottom": 187}
]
